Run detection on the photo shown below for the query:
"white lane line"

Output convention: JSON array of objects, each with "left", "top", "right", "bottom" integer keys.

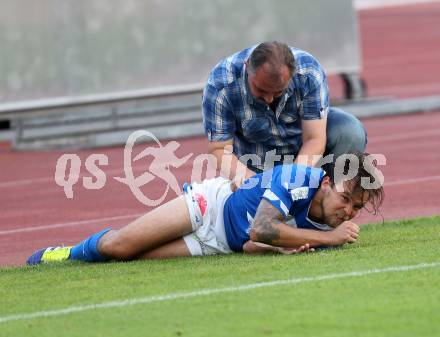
[
  {"left": 0, "top": 262, "right": 438, "bottom": 324},
  {"left": 1, "top": 127, "right": 440, "bottom": 188},
  {"left": 0, "top": 161, "right": 193, "bottom": 188},
  {"left": 368, "top": 128, "right": 440, "bottom": 144},
  {"left": 0, "top": 213, "right": 143, "bottom": 235},
  {"left": 0, "top": 166, "right": 139, "bottom": 189},
  {"left": 0, "top": 177, "right": 52, "bottom": 188},
  {"left": 385, "top": 175, "right": 440, "bottom": 186},
  {"left": 1, "top": 174, "right": 440, "bottom": 236}
]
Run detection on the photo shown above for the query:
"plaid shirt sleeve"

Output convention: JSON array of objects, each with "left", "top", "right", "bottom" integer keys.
[
  {"left": 295, "top": 51, "right": 330, "bottom": 120},
  {"left": 300, "top": 68, "right": 329, "bottom": 120},
  {"left": 202, "top": 83, "right": 236, "bottom": 142}
]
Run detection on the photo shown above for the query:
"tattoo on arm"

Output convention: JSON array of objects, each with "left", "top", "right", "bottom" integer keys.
[{"left": 252, "top": 199, "right": 284, "bottom": 244}]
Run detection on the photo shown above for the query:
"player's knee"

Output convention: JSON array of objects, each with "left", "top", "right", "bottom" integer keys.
[{"left": 98, "top": 231, "right": 135, "bottom": 260}]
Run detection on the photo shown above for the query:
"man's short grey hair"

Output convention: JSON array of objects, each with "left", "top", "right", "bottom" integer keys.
[{"left": 247, "top": 41, "right": 296, "bottom": 76}]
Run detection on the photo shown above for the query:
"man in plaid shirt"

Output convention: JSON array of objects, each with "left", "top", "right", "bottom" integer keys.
[{"left": 202, "top": 41, "right": 366, "bottom": 188}]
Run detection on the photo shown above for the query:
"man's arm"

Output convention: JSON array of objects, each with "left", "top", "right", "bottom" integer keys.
[
  {"left": 203, "top": 80, "right": 256, "bottom": 188},
  {"left": 208, "top": 140, "right": 256, "bottom": 188},
  {"left": 295, "top": 118, "right": 327, "bottom": 167},
  {"left": 295, "top": 62, "right": 329, "bottom": 167},
  {"left": 249, "top": 199, "right": 359, "bottom": 248}
]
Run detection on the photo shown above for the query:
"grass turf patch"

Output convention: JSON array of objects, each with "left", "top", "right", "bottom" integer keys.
[{"left": 0, "top": 216, "right": 439, "bottom": 337}]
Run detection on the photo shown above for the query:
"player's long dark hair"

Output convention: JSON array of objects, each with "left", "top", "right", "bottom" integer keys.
[{"left": 321, "top": 152, "right": 385, "bottom": 215}]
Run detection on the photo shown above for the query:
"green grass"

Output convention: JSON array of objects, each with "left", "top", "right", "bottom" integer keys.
[{"left": 1, "top": 216, "right": 439, "bottom": 337}]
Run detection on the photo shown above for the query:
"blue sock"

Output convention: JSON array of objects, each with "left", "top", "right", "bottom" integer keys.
[{"left": 70, "top": 228, "right": 111, "bottom": 262}]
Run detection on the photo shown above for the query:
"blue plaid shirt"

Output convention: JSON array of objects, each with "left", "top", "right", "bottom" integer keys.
[{"left": 202, "top": 46, "right": 329, "bottom": 171}]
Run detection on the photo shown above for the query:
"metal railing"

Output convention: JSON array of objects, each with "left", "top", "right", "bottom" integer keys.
[{"left": 0, "top": 84, "right": 205, "bottom": 150}]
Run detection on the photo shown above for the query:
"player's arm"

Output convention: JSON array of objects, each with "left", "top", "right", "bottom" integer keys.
[
  {"left": 249, "top": 199, "right": 359, "bottom": 248},
  {"left": 242, "top": 240, "right": 314, "bottom": 255}
]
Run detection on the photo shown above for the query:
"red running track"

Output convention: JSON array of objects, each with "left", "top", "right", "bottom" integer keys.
[
  {"left": 328, "top": 1, "right": 440, "bottom": 99},
  {"left": 1, "top": 3, "right": 440, "bottom": 267}
]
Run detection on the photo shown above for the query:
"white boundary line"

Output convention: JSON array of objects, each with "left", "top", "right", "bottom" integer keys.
[
  {"left": 0, "top": 163, "right": 188, "bottom": 189},
  {"left": 0, "top": 262, "right": 439, "bottom": 324},
  {"left": 385, "top": 175, "right": 440, "bottom": 186},
  {"left": 368, "top": 128, "right": 440, "bottom": 144},
  {"left": 1, "top": 174, "right": 440, "bottom": 236},
  {"left": 0, "top": 213, "right": 143, "bottom": 235}
]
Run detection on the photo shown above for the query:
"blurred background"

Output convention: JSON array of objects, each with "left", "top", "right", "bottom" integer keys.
[
  {"left": 1, "top": 0, "right": 361, "bottom": 102},
  {"left": 2, "top": 0, "right": 438, "bottom": 150}
]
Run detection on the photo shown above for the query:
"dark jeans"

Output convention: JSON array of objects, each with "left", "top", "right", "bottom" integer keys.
[
  {"left": 325, "top": 107, "right": 367, "bottom": 159},
  {"left": 251, "top": 107, "right": 367, "bottom": 173}
]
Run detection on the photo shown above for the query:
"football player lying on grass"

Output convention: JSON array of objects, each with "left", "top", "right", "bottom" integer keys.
[{"left": 27, "top": 152, "right": 383, "bottom": 264}]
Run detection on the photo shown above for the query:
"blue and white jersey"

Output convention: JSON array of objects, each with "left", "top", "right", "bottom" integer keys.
[{"left": 223, "top": 164, "right": 332, "bottom": 252}]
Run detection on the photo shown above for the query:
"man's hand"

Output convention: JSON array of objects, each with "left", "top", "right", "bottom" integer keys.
[
  {"left": 208, "top": 140, "right": 256, "bottom": 189},
  {"left": 328, "top": 221, "right": 360, "bottom": 245},
  {"left": 230, "top": 181, "right": 238, "bottom": 192}
]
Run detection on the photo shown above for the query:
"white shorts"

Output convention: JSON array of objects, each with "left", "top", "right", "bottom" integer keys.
[{"left": 182, "top": 177, "right": 234, "bottom": 256}]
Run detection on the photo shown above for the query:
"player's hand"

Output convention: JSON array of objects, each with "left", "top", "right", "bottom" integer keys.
[
  {"left": 275, "top": 243, "right": 315, "bottom": 255},
  {"left": 243, "top": 241, "right": 315, "bottom": 255},
  {"left": 329, "top": 221, "right": 360, "bottom": 245}
]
